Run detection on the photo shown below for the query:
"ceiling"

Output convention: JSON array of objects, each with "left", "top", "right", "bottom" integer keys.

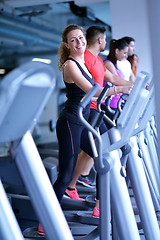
[{"left": 0, "top": 0, "right": 111, "bottom": 71}]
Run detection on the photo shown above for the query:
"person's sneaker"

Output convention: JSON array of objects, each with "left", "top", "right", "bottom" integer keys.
[
  {"left": 65, "top": 188, "right": 85, "bottom": 201},
  {"left": 77, "top": 175, "right": 95, "bottom": 188},
  {"left": 37, "top": 224, "right": 45, "bottom": 236},
  {"left": 92, "top": 207, "right": 100, "bottom": 218}
]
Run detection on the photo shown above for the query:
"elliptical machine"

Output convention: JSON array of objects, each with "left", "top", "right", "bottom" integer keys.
[
  {"left": 0, "top": 61, "right": 73, "bottom": 240},
  {"left": 78, "top": 71, "right": 160, "bottom": 240}
]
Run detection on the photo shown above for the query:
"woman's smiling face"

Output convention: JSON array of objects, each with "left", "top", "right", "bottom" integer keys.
[{"left": 65, "top": 29, "right": 86, "bottom": 55}]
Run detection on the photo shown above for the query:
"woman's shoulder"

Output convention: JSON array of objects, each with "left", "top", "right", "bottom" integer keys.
[
  {"left": 104, "top": 59, "right": 111, "bottom": 63},
  {"left": 104, "top": 59, "right": 114, "bottom": 67},
  {"left": 63, "top": 58, "right": 77, "bottom": 69},
  {"left": 63, "top": 58, "right": 84, "bottom": 80}
]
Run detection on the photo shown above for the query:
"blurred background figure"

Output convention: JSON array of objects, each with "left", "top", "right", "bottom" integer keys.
[{"left": 117, "top": 36, "right": 137, "bottom": 82}]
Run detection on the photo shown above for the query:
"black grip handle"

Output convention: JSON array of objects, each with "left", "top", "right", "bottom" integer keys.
[
  {"left": 80, "top": 83, "right": 100, "bottom": 108},
  {"left": 97, "top": 82, "right": 112, "bottom": 105}
]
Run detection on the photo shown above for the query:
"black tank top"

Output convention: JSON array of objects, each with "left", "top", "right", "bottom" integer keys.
[{"left": 61, "top": 58, "right": 94, "bottom": 124}]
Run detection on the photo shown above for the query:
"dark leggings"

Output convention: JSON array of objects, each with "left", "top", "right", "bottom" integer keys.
[
  {"left": 54, "top": 109, "right": 108, "bottom": 202},
  {"left": 53, "top": 115, "right": 87, "bottom": 202}
]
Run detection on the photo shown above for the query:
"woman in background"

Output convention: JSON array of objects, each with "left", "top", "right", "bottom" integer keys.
[{"left": 103, "top": 38, "right": 130, "bottom": 111}]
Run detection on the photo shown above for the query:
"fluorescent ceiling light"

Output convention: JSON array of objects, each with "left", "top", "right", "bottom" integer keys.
[
  {"left": 0, "top": 69, "right": 6, "bottom": 74},
  {"left": 32, "top": 58, "right": 52, "bottom": 64}
]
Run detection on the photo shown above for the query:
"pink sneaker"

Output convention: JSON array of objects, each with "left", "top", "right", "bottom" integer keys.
[
  {"left": 65, "top": 188, "right": 85, "bottom": 201},
  {"left": 37, "top": 224, "right": 45, "bottom": 236},
  {"left": 92, "top": 207, "right": 100, "bottom": 218}
]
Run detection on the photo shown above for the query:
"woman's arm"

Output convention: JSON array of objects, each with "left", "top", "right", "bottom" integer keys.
[
  {"left": 104, "top": 60, "right": 118, "bottom": 76},
  {"left": 63, "top": 60, "right": 132, "bottom": 98},
  {"left": 63, "top": 60, "right": 103, "bottom": 96},
  {"left": 104, "top": 63, "right": 134, "bottom": 87}
]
